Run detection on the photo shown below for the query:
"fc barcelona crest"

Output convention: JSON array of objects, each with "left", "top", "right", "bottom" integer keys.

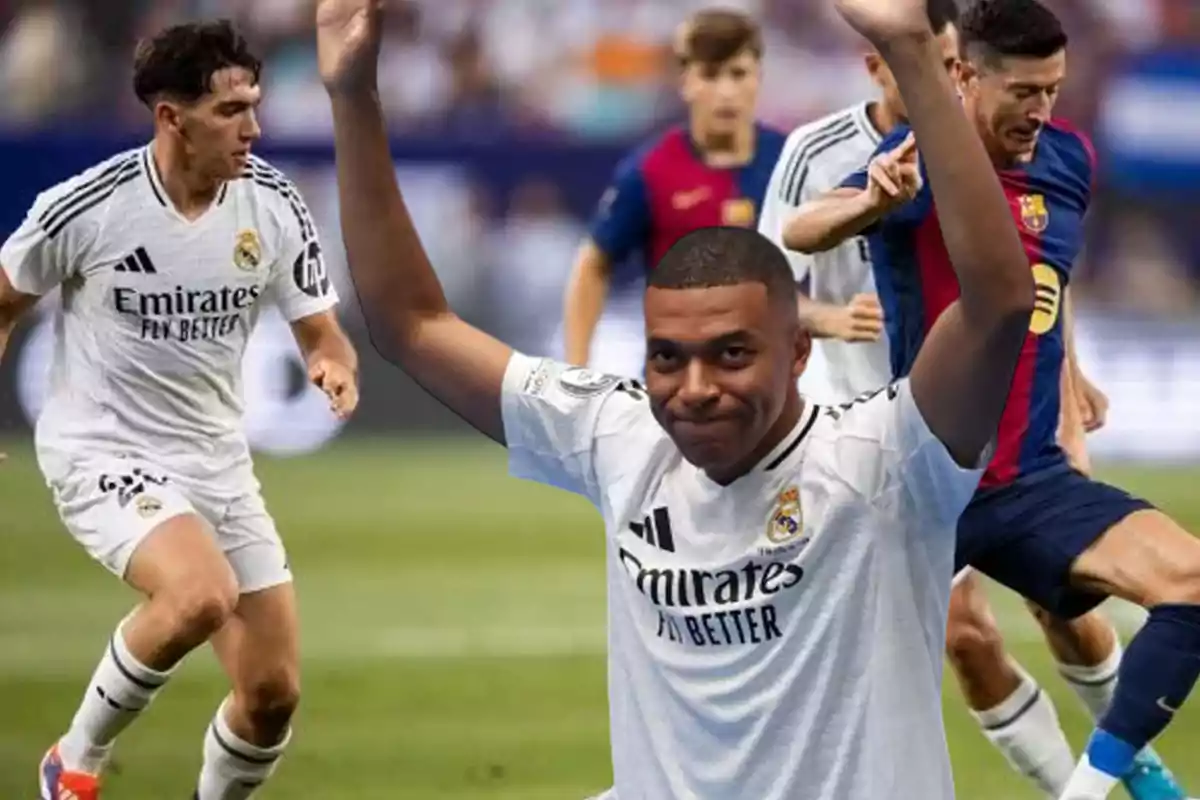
[
  {"left": 767, "top": 485, "right": 804, "bottom": 545},
  {"left": 1018, "top": 194, "right": 1049, "bottom": 233},
  {"left": 722, "top": 198, "right": 755, "bottom": 227},
  {"left": 234, "top": 229, "right": 263, "bottom": 271}
]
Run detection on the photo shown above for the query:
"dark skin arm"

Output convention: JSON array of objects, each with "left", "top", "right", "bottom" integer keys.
[
  {"left": 836, "top": 0, "right": 1035, "bottom": 466},
  {"left": 317, "top": 0, "right": 510, "bottom": 444}
]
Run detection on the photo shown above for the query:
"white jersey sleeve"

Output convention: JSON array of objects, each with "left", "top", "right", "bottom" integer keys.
[
  {"left": 830, "top": 380, "right": 987, "bottom": 528},
  {"left": 1, "top": 184, "right": 96, "bottom": 295},
  {"left": 262, "top": 174, "right": 339, "bottom": 322},
  {"left": 501, "top": 353, "right": 651, "bottom": 505},
  {"left": 758, "top": 130, "right": 815, "bottom": 283}
]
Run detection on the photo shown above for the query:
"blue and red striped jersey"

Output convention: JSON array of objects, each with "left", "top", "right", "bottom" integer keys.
[
  {"left": 842, "top": 120, "right": 1096, "bottom": 487},
  {"left": 588, "top": 124, "right": 786, "bottom": 271}
]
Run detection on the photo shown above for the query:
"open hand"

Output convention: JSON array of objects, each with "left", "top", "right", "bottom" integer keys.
[
  {"left": 834, "top": 0, "right": 935, "bottom": 46},
  {"left": 310, "top": 359, "right": 360, "bottom": 421},
  {"left": 829, "top": 293, "right": 885, "bottom": 343},
  {"left": 317, "top": 0, "right": 384, "bottom": 94}
]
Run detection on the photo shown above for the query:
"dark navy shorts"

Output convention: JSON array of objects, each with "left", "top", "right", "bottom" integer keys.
[{"left": 954, "top": 466, "right": 1155, "bottom": 619}]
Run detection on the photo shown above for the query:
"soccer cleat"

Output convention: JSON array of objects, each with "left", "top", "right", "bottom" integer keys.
[
  {"left": 1123, "top": 747, "right": 1188, "bottom": 800},
  {"left": 39, "top": 745, "right": 101, "bottom": 800}
]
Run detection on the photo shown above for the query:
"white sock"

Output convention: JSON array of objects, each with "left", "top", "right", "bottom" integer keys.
[
  {"left": 1057, "top": 641, "right": 1122, "bottom": 722},
  {"left": 58, "top": 618, "right": 174, "bottom": 774},
  {"left": 197, "top": 698, "right": 291, "bottom": 800},
  {"left": 972, "top": 668, "right": 1076, "bottom": 797},
  {"left": 1058, "top": 754, "right": 1121, "bottom": 799}
]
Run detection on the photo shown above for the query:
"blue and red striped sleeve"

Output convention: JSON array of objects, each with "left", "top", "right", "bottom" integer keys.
[{"left": 588, "top": 150, "right": 651, "bottom": 264}]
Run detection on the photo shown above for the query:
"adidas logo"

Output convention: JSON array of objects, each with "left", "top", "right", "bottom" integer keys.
[
  {"left": 115, "top": 246, "right": 157, "bottom": 274},
  {"left": 629, "top": 507, "right": 676, "bottom": 553}
]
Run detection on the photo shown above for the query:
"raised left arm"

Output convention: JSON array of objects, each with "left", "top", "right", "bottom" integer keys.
[{"left": 291, "top": 309, "right": 360, "bottom": 420}]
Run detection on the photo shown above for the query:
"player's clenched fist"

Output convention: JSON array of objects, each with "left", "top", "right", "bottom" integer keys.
[
  {"left": 310, "top": 359, "right": 360, "bottom": 420},
  {"left": 867, "top": 132, "right": 922, "bottom": 211},
  {"left": 316, "top": 0, "right": 384, "bottom": 93},
  {"left": 834, "top": 0, "right": 935, "bottom": 44}
]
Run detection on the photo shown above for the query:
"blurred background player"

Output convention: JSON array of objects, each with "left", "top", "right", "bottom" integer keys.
[
  {"left": 561, "top": 7, "right": 785, "bottom": 373},
  {"left": 762, "top": 1, "right": 1155, "bottom": 798},
  {"left": 0, "top": 20, "right": 357, "bottom": 800},
  {"left": 788, "top": 1, "right": 1200, "bottom": 798}
]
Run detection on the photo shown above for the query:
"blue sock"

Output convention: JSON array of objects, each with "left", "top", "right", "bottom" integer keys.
[{"left": 1088, "top": 603, "right": 1200, "bottom": 776}]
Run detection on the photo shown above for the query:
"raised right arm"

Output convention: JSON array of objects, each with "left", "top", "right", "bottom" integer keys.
[{"left": 873, "top": 30, "right": 1034, "bottom": 466}]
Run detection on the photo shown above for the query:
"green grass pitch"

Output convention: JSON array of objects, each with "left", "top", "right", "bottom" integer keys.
[{"left": 1, "top": 437, "right": 1199, "bottom": 799}]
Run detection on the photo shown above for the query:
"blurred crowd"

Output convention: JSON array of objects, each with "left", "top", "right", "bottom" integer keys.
[
  {"left": 0, "top": 0, "right": 1194, "bottom": 135},
  {"left": 1, "top": 0, "right": 1199, "bottom": 326}
]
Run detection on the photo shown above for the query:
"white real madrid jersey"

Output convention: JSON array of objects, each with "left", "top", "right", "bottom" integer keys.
[
  {"left": 0, "top": 146, "right": 338, "bottom": 475},
  {"left": 759, "top": 102, "right": 893, "bottom": 403},
  {"left": 501, "top": 353, "right": 986, "bottom": 800}
]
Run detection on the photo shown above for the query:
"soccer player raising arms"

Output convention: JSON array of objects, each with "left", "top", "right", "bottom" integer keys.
[
  {"left": 562, "top": 8, "right": 785, "bottom": 369},
  {"left": 0, "top": 21, "right": 357, "bottom": 800},
  {"left": 787, "top": 1, "right": 1200, "bottom": 798},
  {"left": 317, "top": 0, "right": 1030, "bottom": 796},
  {"left": 764, "top": 2, "right": 1185, "bottom": 797}
]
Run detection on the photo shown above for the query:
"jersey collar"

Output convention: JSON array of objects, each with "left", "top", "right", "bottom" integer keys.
[
  {"left": 856, "top": 101, "right": 884, "bottom": 146},
  {"left": 694, "top": 401, "right": 821, "bottom": 493},
  {"left": 754, "top": 400, "right": 821, "bottom": 476},
  {"left": 141, "top": 144, "right": 229, "bottom": 212}
]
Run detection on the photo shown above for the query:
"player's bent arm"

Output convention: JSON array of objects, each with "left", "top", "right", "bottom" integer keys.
[
  {"left": 562, "top": 240, "right": 613, "bottom": 367},
  {"left": 327, "top": 89, "right": 511, "bottom": 444},
  {"left": 290, "top": 309, "right": 358, "bottom": 373},
  {"left": 797, "top": 293, "right": 848, "bottom": 340},
  {"left": 783, "top": 188, "right": 885, "bottom": 255},
  {"left": 0, "top": 266, "right": 40, "bottom": 365},
  {"left": 881, "top": 32, "right": 1034, "bottom": 467}
]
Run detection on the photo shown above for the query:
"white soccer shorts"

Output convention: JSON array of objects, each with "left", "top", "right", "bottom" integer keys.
[{"left": 44, "top": 454, "right": 291, "bottom": 593}]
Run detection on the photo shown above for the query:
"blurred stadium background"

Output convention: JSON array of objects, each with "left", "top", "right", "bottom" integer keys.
[{"left": 2, "top": 0, "right": 1200, "bottom": 797}]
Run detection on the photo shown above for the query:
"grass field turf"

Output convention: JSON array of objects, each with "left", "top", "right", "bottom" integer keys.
[{"left": 2, "top": 438, "right": 1199, "bottom": 799}]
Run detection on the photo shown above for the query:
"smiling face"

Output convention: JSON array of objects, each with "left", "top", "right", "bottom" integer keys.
[{"left": 643, "top": 281, "right": 809, "bottom": 482}]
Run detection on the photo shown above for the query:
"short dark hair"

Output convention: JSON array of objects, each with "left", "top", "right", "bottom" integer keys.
[
  {"left": 650, "top": 227, "right": 795, "bottom": 307},
  {"left": 676, "top": 8, "right": 763, "bottom": 67},
  {"left": 132, "top": 19, "right": 261, "bottom": 106},
  {"left": 927, "top": 0, "right": 961, "bottom": 33},
  {"left": 961, "top": 0, "right": 1068, "bottom": 64}
]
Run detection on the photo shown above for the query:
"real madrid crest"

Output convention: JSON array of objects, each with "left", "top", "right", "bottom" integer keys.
[
  {"left": 135, "top": 494, "right": 163, "bottom": 519},
  {"left": 234, "top": 229, "right": 262, "bottom": 271},
  {"left": 767, "top": 484, "right": 803, "bottom": 545},
  {"left": 1018, "top": 194, "right": 1049, "bottom": 234}
]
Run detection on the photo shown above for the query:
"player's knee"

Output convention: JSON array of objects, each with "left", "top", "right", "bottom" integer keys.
[
  {"left": 160, "top": 581, "right": 238, "bottom": 642},
  {"left": 945, "top": 609, "right": 1005, "bottom": 668},
  {"left": 241, "top": 667, "right": 300, "bottom": 732},
  {"left": 1153, "top": 557, "right": 1200, "bottom": 606}
]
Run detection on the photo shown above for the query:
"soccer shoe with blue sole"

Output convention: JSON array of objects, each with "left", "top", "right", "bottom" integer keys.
[
  {"left": 40, "top": 744, "right": 101, "bottom": 800},
  {"left": 1123, "top": 747, "right": 1188, "bottom": 800}
]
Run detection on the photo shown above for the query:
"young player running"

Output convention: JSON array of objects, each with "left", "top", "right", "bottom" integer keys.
[{"left": 0, "top": 21, "right": 357, "bottom": 800}]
